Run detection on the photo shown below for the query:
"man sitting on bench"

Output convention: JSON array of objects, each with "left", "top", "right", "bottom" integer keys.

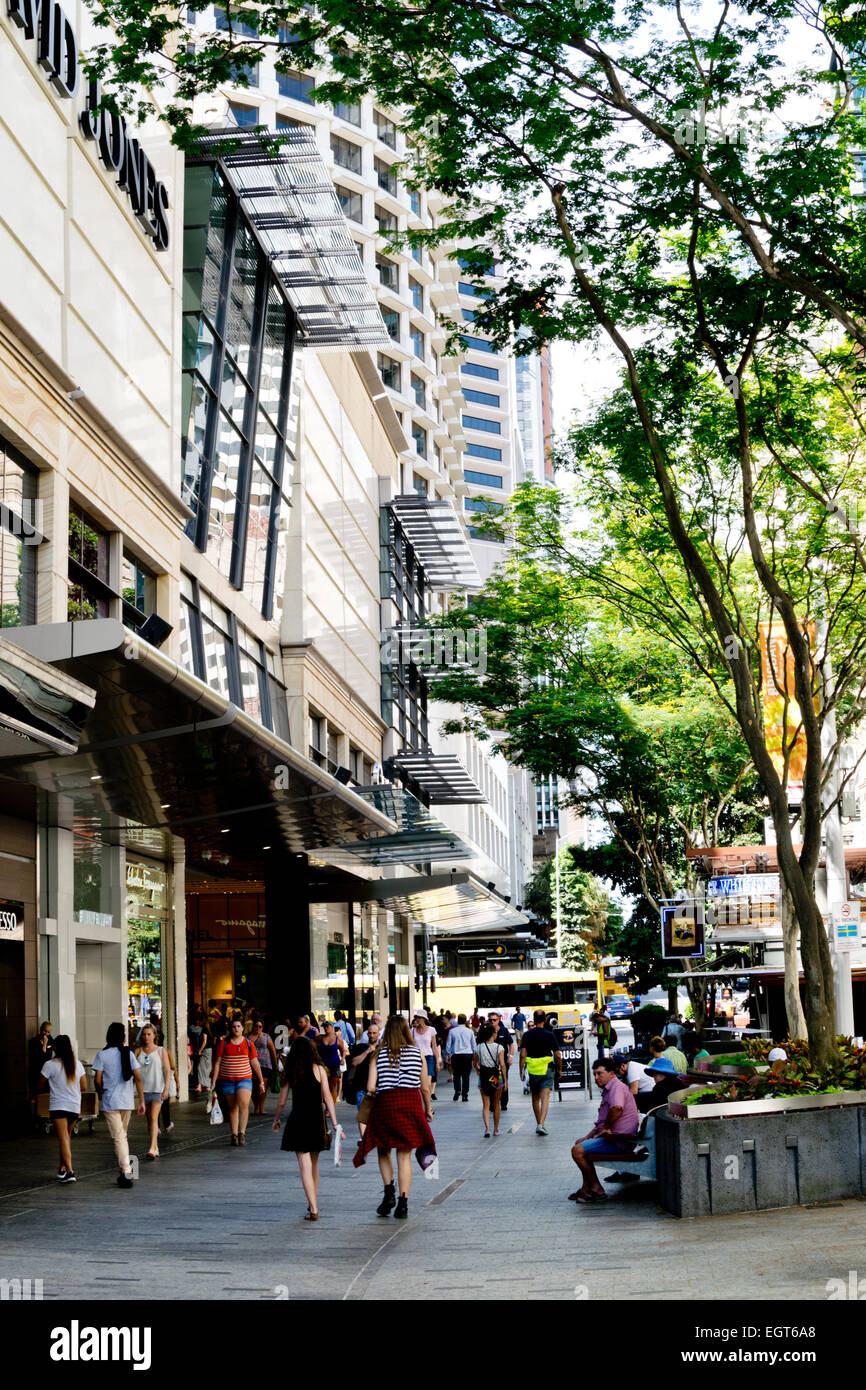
[{"left": 569, "top": 1058, "right": 640, "bottom": 1204}]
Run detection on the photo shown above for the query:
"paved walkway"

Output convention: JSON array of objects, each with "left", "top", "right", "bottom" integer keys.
[{"left": 2, "top": 1083, "right": 864, "bottom": 1300}]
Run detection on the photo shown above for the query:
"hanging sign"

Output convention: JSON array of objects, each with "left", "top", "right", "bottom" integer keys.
[
  {"left": 832, "top": 901, "right": 861, "bottom": 953},
  {"left": 661, "top": 901, "right": 705, "bottom": 959}
]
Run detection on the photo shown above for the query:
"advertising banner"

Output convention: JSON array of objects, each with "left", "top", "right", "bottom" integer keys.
[
  {"left": 661, "top": 902, "right": 705, "bottom": 959},
  {"left": 553, "top": 1025, "right": 587, "bottom": 1090}
]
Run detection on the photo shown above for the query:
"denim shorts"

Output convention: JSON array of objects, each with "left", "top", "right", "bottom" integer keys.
[
  {"left": 425, "top": 1056, "right": 437, "bottom": 1078},
  {"left": 528, "top": 1067, "right": 553, "bottom": 1093},
  {"left": 219, "top": 1079, "right": 253, "bottom": 1095},
  {"left": 143, "top": 1092, "right": 163, "bottom": 1106},
  {"left": 580, "top": 1135, "right": 633, "bottom": 1156}
]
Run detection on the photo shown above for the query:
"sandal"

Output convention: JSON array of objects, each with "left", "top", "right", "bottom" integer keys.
[
  {"left": 575, "top": 1190, "right": 606, "bottom": 1204},
  {"left": 304, "top": 1210, "right": 319, "bottom": 1221}
]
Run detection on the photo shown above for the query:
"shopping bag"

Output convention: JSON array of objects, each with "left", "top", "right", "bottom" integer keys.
[
  {"left": 209, "top": 1093, "right": 223, "bottom": 1125},
  {"left": 423, "top": 1156, "right": 440, "bottom": 1181},
  {"left": 333, "top": 1124, "right": 344, "bottom": 1166}
]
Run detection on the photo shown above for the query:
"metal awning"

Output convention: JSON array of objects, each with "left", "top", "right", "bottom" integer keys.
[
  {"left": 386, "top": 750, "right": 486, "bottom": 805},
  {"left": 2, "top": 621, "right": 396, "bottom": 859},
  {"left": 389, "top": 495, "right": 482, "bottom": 591},
  {"left": 316, "top": 784, "right": 477, "bottom": 866},
  {"left": 379, "top": 872, "right": 529, "bottom": 934},
  {"left": 0, "top": 635, "right": 95, "bottom": 759},
  {"left": 192, "top": 128, "right": 389, "bottom": 352}
]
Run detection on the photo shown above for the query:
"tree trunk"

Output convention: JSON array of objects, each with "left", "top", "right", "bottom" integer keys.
[
  {"left": 780, "top": 880, "right": 807, "bottom": 1040},
  {"left": 681, "top": 963, "right": 707, "bottom": 1036},
  {"left": 667, "top": 984, "right": 678, "bottom": 1015},
  {"left": 773, "top": 830, "right": 837, "bottom": 1066}
]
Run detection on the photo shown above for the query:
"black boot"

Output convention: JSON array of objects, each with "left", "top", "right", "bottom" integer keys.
[
  {"left": 394, "top": 1194, "right": 408, "bottom": 1220},
  {"left": 376, "top": 1181, "right": 396, "bottom": 1217}
]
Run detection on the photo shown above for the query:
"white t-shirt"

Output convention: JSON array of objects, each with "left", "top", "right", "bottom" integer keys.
[
  {"left": 626, "top": 1060, "right": 656, "bottom": 1094},
  {"left": 41, "top": 1058, "right": 85, "bottom": 1113},
  {"left": 92, "top": 1046, "right": 141, "bottom": 1110}
]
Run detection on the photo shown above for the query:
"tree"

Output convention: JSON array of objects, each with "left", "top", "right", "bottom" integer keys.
[
  {"left": 523, "top": 848, "right": 609, "bottom": 969},
  {"left": 426, "top": 529, "right": 765, "bottom": 1030},
  {"left": 91, "top": 0, "right": 866, "bottom": 1064}
]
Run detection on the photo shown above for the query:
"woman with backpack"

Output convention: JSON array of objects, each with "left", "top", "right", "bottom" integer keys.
[
  {"left": 39, "top": 1034, "right": 86, "bottom": 1183},
  {"left": 92, "top": 1022, "right": 146, "bottom": 1189},
  {"left": 473, "top": 1021, "right": 505, "bottom": 1138},
  {"left": 135, "top": 1023, "right": 179, "bottom": 1160},
  {"left": 210, "top": 1013, "right": 266, "bottom": 1146}
]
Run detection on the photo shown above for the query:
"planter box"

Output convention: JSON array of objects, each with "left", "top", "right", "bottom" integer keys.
[
  {"left": 656, "top": 1100, "right": 866, "bottom": 1217},
  {"left": 683, "top": 1090, "right": 866, "bottom": 1119}
]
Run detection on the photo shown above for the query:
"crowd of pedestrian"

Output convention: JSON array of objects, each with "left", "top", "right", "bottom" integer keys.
[{"left": 33, "top": 1000, "right": 701, "bottom": 1221}]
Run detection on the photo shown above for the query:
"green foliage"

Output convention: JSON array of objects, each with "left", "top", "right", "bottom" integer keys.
[
  {"left": 631, "top": 1004, "right": 669, "bottom": 1035},
  {"left": 688, "top": 1038, "right": 866, "bottom": 1102},
  {"left": 524, "top": 849, "right": 608, "bottom": 969}
]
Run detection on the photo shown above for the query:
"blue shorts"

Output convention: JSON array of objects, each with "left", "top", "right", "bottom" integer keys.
[
  {"left": 356, "top": 1091, "right": 367, "bottom": 1110},
  {"left": 528, "top": 1067, "right": 553, "bottom": 1093},
  {"left": 219, "top": 1079, "right": 253, "bottom": 1095},
  {"left": 143, "top": 1092, "right": 163, "bottom": 1106},
  {"left": 580, "top": 1135, "right": 634, "bottom": 1156},
  {"left": 425, "top": 1056, "right": 437, "bottom": 1078}
]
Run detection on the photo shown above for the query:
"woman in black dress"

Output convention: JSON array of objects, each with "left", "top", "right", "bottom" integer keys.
[{"left": 272, "top": 1035, "right": 338, "bottom": 1221}]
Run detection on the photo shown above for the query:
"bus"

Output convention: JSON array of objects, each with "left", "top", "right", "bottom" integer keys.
[
  {"left": 429, "top": 968, "right": 601, "bottom": 1025},
  {"left": 599, "top": 958, "right": 637, "bottom": 1007}
]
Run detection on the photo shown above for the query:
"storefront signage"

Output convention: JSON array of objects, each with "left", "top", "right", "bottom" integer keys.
[
  {"left": 0, "top": 899, "right": 25, "bottom": 942},
  {"left": 708, "top": 874, "right": 780, "bottom": 896},
  {"left": 6, "top": 0, "right": 170, "bottom": 250}
]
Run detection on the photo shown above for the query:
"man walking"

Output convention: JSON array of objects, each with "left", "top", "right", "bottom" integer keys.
[
  {"left": 510, "top": 1008, "right": 527, "bottom": 1047},
  {"left": 519, "top": 1009, "right": 561, "bottom": 1135},
  {"left": 333, "top": 1009, "right": 356, "bottom": 1047},
  {"left": 569, "top": 1057, "right": 640, "bottom": 1203},
  {"left": 445, "top": 1013, "right": 477, "bottom": 1101}
]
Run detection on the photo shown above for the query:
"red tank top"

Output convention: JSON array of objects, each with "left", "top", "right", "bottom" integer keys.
[{"left": 217, "top": 1038, "right": 254, "bottom": 1080}]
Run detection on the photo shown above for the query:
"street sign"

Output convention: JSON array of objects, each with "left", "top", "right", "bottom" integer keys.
[
  {"left": 708, "top": 874, "right": 780, "bottom": 896},
  {"left": 553, "top": 1025, "right": 587, "bottom": 1090},
  {"left": 832, "top": 901, "right": 861, "bottom": 953}
]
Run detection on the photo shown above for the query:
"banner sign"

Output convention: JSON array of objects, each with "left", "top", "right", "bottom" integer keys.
[
  {"left": 0, "top": 899, "right": 25, "bottom": 942},
  {"left": 661, "top": 902, "right": 705, "bottom": 959},
  {"left": 552, "top": 1025, "right": 587, "bottom": 1089},
  {"left": 758, "top": 621, "right": 816, "bottom": 798}
]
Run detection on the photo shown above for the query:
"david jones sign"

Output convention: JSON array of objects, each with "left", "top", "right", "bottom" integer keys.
[{"left": 6, "top": 0, "right": 170, "bottom": 250}]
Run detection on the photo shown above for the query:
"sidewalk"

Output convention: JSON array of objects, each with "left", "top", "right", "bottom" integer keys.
[{"left": 1, "top": 1082, "right": 863, "bottom": 1300}]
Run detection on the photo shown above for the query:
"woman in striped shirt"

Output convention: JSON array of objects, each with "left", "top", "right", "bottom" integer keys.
[
  {"left": 352, "top": 1015, "right": 436, "bottom": 1220},
  {"left": 210, "top": 1014, "right": 266, "bottom": 1146}
]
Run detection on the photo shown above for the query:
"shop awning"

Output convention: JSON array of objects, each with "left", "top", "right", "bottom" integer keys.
[
  {"left": 192, "top": 128, "right": 390, "bottom": 352},
  {"left": 315, "top": 783, "right": 477, "bottom": 867},
  {"left": 379, "top": 872, "right": 529, "bottom": 935},
  {"left": 2, "top": 621, "right": 396, "bottom": 860},
  {"left": 385, "top": 750, "right": 486, "bottom": 805},
  {"left": 389, "top": 495, "right": 481, "bottom": 591},
  {"left": 0, "top": 634, "right": 95, "bottom": 759}
]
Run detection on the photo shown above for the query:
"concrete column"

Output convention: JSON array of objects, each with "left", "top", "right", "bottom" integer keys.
[
  {"left": 164, "top": 836, "right": 187, "bottom": 1100},
  {"left": 40, "top": 820, "right": 77, "bottom": 1047},
  {"left": 265, "top": 854, "right": 311, "bottom": 1026}
]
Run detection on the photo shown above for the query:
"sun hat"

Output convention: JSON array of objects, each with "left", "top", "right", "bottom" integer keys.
[
  {"left": 412, "top": 1007, "right": 428, "bottom": 1021},
  {"left": 645, "top": 1056, "right": 681, "bottom": 1078}
]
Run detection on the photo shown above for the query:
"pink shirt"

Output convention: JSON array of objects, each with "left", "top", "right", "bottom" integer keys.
[
  {"left": 412, "top": 1026, "right": 436, "bottom": 1057},
  {"left": 596, "top": 1076, "right": 639, "bottom": 1136}
]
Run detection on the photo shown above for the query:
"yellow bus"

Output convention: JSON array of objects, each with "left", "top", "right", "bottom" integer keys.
[{"left": 430, "top": 968, "right": 601, "bottom": 1023}]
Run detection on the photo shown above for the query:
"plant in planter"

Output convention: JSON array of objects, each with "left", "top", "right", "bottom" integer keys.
[{"left": 686, "top": 1039, "right": 866, "bottom": 1103}]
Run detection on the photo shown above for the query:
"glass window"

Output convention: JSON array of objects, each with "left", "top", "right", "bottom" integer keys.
[
  {"left": 335, "top": 184, "right": 363, "bottom": 222},
  {"left": 409, "top": 278, "right": 423, "bottom": 311},
  {"left": 237, "top": 626, "right": 266, "bottom": 723},
  {"left": 215, "top": 6, "right": 257, "bottom": 35},
  {"left": 199, "top": 590, "right": 234, "bottom": 700},
  {"left": 224, "top": 219, "right": 259, "bottom": 369},
  {"left": 229, "top": 101, "right": 259, "bottom": 127},
  {"left": 68, "top": 502, "right": 111, "bottom": 621},
  {"left": 411, "top": 329, "right": 424, "bottom": 359},
  {"left": 374, "top": 156, "right": 397, "bottom": 195},
  {"left": 466, "top": 442, "right": 502, "bottom": 461},
  {"left": 411, "top": 244, "right": 422, "bottom": 264},
  {"left": 121, "top": 552, "right": 157, "bottom": 631},
  {"left": 242, "top": 460, "right": 273, "bottom": 615},
  {"left": 459, "top": 281, "right": 492, "bottom": 298},
  {"left": 461, "top": 334, "right": 495, "bottom": 353},
  {"left": 378, "top": 354, "right": 401, "bottom": 390},
  {"left": 376, "top": 256, "right": 398, "bottom": 291},
  {"left": 410, "top": 373, "right": 425, "bottom": 408},
  {"left": 382, "top": 310, "right": 401, "bottom": 342},
  {"left": 374, "top": 109, "right": 397, "bottom": 148},
  {"left": 462, "top": 308, "right": 476, "bottom": 323},
  {"left": 276, "top": 115, "right": 312, "bottom": 131},
  {"left": 409, "top": 191, "right": 421, "bottom": 216},
  {"left": 334, "top": 99, "right": 361, "bottom": 125},
  {"left": 375, "top": 205, "right": 397, "bottom": 233},
  {"left": 0, "top": 439, "right": 39, "bottom": 629},
  {"left": 412, "top": 424, "right": 427, "bottom": 458},
  {"left": 462, "top": 361, "right": 499, "bottom": 381},
  {"left": 207, "top": 413, "right": 243, "bottom": 579},
  {"left": 463, "top": 387, "right": 500, "bottom": 407},
  {"left": 464, "top": 468, "right": 504, "bottom": 488},
  {"left": 331, "top": 134, "right": 362, "bottom": 173},
  {"left": 463, "top": 414, "right": 501, "bottom": 434},
  {"left": 277, "top": 70, "right": 314, "bottom": 102},
  {"left": 310, "top": 711, "right": 325, "bottom": 766}
]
